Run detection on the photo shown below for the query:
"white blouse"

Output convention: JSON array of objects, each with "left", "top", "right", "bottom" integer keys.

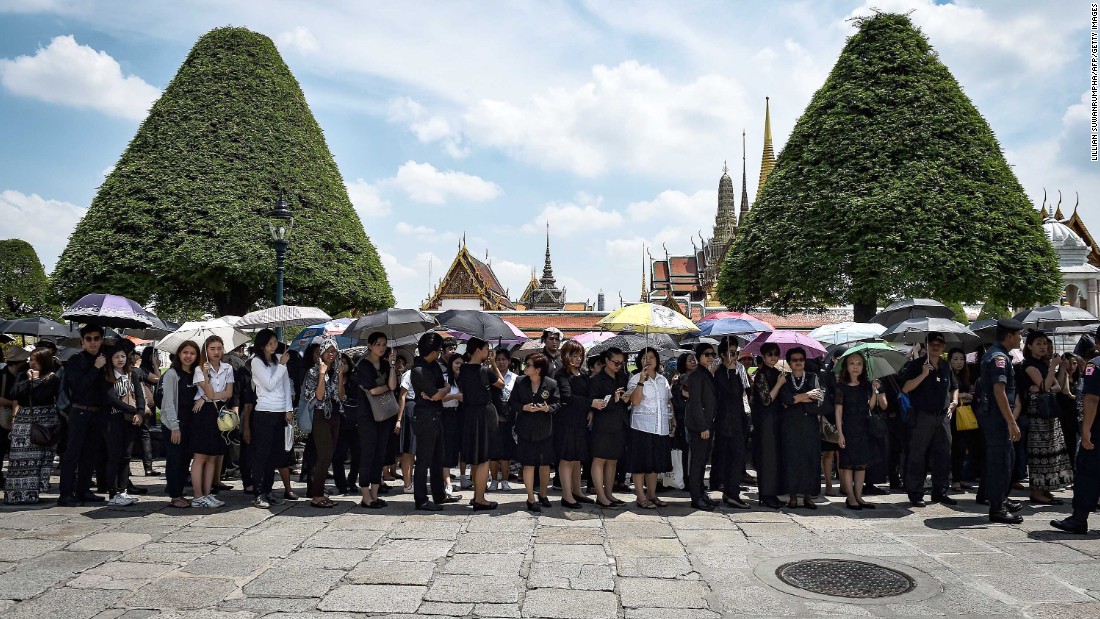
[
  {"left": 195, "top": 362, "right": 234, "bottom": 401},
  {"left": 627, "top": 372, "right": 672, "bottom": 435}
]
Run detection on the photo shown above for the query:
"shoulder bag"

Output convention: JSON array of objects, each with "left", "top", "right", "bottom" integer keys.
[
  {"left": 28, "top": 376, "right": 59, "bottom": 448},
  {"left": 364, "top": 363, "right": 399, "bottom": 422}
]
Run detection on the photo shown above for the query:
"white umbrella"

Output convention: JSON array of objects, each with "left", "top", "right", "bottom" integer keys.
[
  {"left": 156, "top": 318, "right": 250, "bottom": 354},
  {"left": 808, "top": 322, "right": 887, "bottom": 345},
  {"left": 235, "top": 305, "right": 332, "bottom": 330}
]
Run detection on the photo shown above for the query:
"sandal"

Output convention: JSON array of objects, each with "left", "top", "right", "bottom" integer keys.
[
  {"left": 169, "top": 497, "right": 191, "bottom": 508},
  {"left": 650, "top": 498, "right": 668, "bottom": 507},
  {"left": 311, "top": 499, "right": 337, "bottom": 508},
  {"left": 635, "top": 499, "right": 657, "bottom": 509}
]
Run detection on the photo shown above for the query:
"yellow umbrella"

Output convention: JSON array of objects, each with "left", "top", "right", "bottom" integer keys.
[{"left": 596, "top": 303, "right": 699, "bottom": 335}]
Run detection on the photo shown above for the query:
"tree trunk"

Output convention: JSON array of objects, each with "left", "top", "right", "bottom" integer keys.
[{"left": 853, "top": 300, "right": 877, "bottom": 323}]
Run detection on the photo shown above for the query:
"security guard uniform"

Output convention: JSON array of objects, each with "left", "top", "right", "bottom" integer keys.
[{"left": 978, "top": 338, "right": 1022, "bottom": 522}]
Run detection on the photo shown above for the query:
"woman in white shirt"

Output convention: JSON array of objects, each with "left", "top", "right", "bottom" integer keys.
[
  {"left": 245, "top": 329, "right": 293, "bottom": 509},
  {"left": 626, "top": 347, "right": 675, "bottom": 509},
  {"left": 189, "top": 335, "right": 234, "bottom": 508}
]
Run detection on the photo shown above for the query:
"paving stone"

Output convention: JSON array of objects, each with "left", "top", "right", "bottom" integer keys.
[
  {"left": 31, "top": 521, "right": 112, "bottom": 541},
  {"left": 348, "top": 560, "right": 436, "bottom": 585},
  {"left": 465, "top": 514, "right": 537, "bottom": 533},
  {"left": 284, "top": 547, "right": 369, "bottom": 569},
  {"left": 69, "top": 532, "right": 152, "bottom": 552},
  {"left": 532, "top": 543, "right": 608, "bottom": 564},
  {"left": 133, "top": 612, "right": 255, "bottom": 619},
  {"left": 625, "top": 609, "right": 720, "bottom": 619},
  {"left": 474, "top": 602, "right": 522, "bottom": 617},
  {"left": 226, "top": 533, "right": 301, "bottom": 557},
  {"left": 189, "top": 509, "right": 276, "bottom": 528},
  {"left": 615, "top": 555, "right": 694, "bottom": 578},
  {"left": 0, "top": 569, "right": 72, "bottom": 599},
  {"left": 318, "top": 584, "right": 426, "bottom": 613},
  {"left": 674, "top": 529, "right": 747, "bottom": 548},
  {"left": 22, "top": 550, "right": 117, "bottom": 573},
  {"left": 665, "top": 513, "right": 738, "bottom": 530},
  {"left": 126, "top": 576, "right": 238, "bottom": 609},
  {"left": 389, "top": 520, "right": 463, "bottom": 540},
  {"left": 418, "top": 601, "right": 475, "bottom": 615},
  {"left": 618, "top": 577, "right": 709, "bottom": 609},
  {"left": 243, "top": 565, "right": 345, "bottom": 597},
  {"left": 713, "top": 585, "right": 799, "bottom": 616},
  {"left": 527, "top": 561, "right": 615, "bottom": 591},
  {"left": 325, "top": 513, "right": 400, "bottom": 531},
  {"left": 1026, "top": 602, "right": 1100, "bottom": 619},
  {"left": 897, "top": 533, "right": 993, "bottom": 554},
  {"left": 604, "top": 518, "right": 677, "bottom": 538},
  {"left": 161, "top": 527, "right": 245, "bottom": 545},
  {"left": 425, "top": 574, "right": 521, "bottom": 603},
  {"left": 4, "top": 586, "right": 124, "bottom": 619},
  {"left": 610, "top": 537, "right": 688, "bottom": 558},
  {"left": 218, "top": 596, "right": 321, "bottom": 614},
  {"left": 521, "top": 588, "right": 618, "bottom": 619},
  {"left": 1041, "top": 562, "right": 1100, "bottom": 591},
  {"left": 77, "top": 561, "right": 175, "bottom": 582},
  {"left": 932, "top": 552, "right": 1030, "bottom": 575},
  {"left": 440, "top": 553, "right": 523, "bottom": 576},
  {"left": 454, "top": 531, "right": 532, "bottom": 554},
  {"left": 122, "top": 542, "right": 212, "bottom": 564},
  {"left": 536, "top": 526, "right": 606, "bottom": 545},
  {"left": 737, "top": 522, "right": 813, "bottom": 538},
  {"left": 302, "top": 528, "right": 384, "bottom": 549},
  {"left": 982, "top": 573, "right": 1094, "bottom": 604},
  {"left": 371, "top": 538, "right": 454, "bottom": 561},
  {"left": 1, "top": 538, "right": 67, "bottom": 560},
  {"left": 182, "top": 554, "right": 271, "bottom": 578},
  {"left": 934, "top": 583, "right": 1019, "bottom": 617},
  {"left": 996, "top": 541, "right": 1096, "bottom": 563}
]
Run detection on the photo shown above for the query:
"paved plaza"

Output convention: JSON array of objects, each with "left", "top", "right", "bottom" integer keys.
[{"left": 0, "top": 469, "right": 1098, "bottom": 619}]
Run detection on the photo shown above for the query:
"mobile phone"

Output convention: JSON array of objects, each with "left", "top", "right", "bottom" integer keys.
[{"left": 602, "top": 395, "right": 612, "bottom": 404}]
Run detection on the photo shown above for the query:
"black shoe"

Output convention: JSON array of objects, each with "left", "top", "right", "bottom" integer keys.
[
  {"left": 976, "top": 498, "right": 990, "bottom": 506},
  {"left": 561, "top": 499, "right": 581, "bottom": 509},
  {"left": 862, "top": 485, "right": 888, "bottom": 496},
  {"left": 932, "top": 495, "right": 958, "bottom": 506},
  {"left": 909, "top": 498, "right": 927, "bottom": 508},
  {"left": 761, "top": 496, "right": 783, "bottom": 509},
  {"left": 1051, "top": 517, "right": 1088, "bottom": 534},
  {"left": 613, "top": 483, "right": 632, "bottom": 493},
  {"left": 368, "top": 499, "right": 387, "bottom": 509},
  {"left": 79, "top": 493, "right": 105, "bottom": 503},
  {"left": 802, "top": 500, "right": 818, "bottom": 510},
  {"left": 691, "top": 499, "right": 715, "bottom": 511},
  {"left": 723, "top": 496, "right": 750, "bottom": 509},
  {"left": 845, "top": 500, "right": 863, "bottom": 511},
  {"left": 538, "top": 495, "right": 552, "bottom": 508},
  {"left": 472, "top": 500, "right": 498, "bottom": 511},
  {"left": 704, "top": 496, "right": 720, "bottom": 507},
  {"left": 415, "top": 501, "right": 443, "bottom": 511},
  {"left": 442, "top": 495, "right": 463, "bottom": 504},
  {"left": 126, "top": 484, "right": 148, "bottom": 496},
  {"left": 526, "top": 500, "right": 541, "bottom": 513},
  {"left": 1006, "top": 499, "right": 1024, "bottom": 512},
  {"left": 57, "top": 495, "right": 81, "bottom": 507},
  {"left": 571, "top": 494, "right": 595, "bottom": 504},
  {"left": 145, "top": 468, "right": 162, "bottom": 477},
  {"left": 378, "top": 484, "right": 392, "bottom": 495},
  {"left": 857, "top": 501, "right": 876, "bottom": 510},
  {"left": 889, "top": 481, "right": 903, "bottom": 490},
  {"left": 989, "top": 510, "right": 1023, "bottom": 524},
  {"left": 609, "top": 497, "right": 626, "bottom": 506}
]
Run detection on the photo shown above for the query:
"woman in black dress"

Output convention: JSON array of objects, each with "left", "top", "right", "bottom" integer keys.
[
  {"left": 835, "top": 352, "right": 886, "bottom": 510},
  {"left": 588, "top": 347, "right": 628, "bottom": 508},
  {"left": 670, "top": 352, "right": 697, "bottom": 490},
  {"left": 751, "top": 342, "right": 786, "bottom": 508},
  {"left": 512, "top": 353, "right": 560, "bottom": 512},
  {"left": 457, "top": 337, "right": 505, "bottom": 511},
  {"left": 353, "top": 333, "right": 399, "bottom": 509},
  {"left": 779, "top": 347, "right": 824, "bottom": 509},
  {"left": 554, "top": 339, "right": 597, "bottom": 507}
]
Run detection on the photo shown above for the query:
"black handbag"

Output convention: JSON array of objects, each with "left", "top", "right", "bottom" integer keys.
[
  {"left": 30, "top": 422, "right": 58, "bottom": 447},
  {"left": 868, "top": 413, "right": 888, "bottom": 439},
  {"left": 1028, "top": 391, "right": 1059, "bottom": 420}
]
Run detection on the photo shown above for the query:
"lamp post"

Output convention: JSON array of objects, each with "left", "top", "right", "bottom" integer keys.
[{"left": 268, "top": 194, "right": 294, "bottom": 341}]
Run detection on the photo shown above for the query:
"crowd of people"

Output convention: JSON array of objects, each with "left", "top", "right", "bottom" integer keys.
[{"left": 0, "top": 319, "right": 1097, "bottom": 534}]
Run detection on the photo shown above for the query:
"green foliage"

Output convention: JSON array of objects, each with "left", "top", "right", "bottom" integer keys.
[
  {"left": 977, "top": 298, "right": 1011, "bottom": 320},
  {"left": 0, "top": 239, "right": 59, "bottom": 318},
  {"left": 52, "top": 27, "right": 393, "bottom": 316},
  {"left": 941, "top": 300, "right": 967, "bottom": 323},
  {"left": 718, "top": 12, "right": 1061, "bottom": 318}
]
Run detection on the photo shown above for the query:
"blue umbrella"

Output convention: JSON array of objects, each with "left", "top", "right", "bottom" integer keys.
[
  {"left": 696, "top": 317, "right": 772, "bottom": 338},
  {"left": 291, "top": 318, "right": 356, "bottom": 353}
]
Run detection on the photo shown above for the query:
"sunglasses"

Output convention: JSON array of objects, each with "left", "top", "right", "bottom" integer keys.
[
  {"left": 764, "top": 351, "right": 780, "bottom": 357},
  {"left": 83, "top": 336, "right": 102, "bottom": 342},
  {"left": 607, "top": 359, "right": 623, "bottom": 366},
  {"left": 700, "top": 352, "right": 717, "bottom": 358}
]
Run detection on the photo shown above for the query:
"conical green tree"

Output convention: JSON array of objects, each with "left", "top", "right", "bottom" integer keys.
[
  {"left": 53, "top": 27, "right": 393, "bottom": 317},
  {"left": 718, "top": 12, "right": 1060, "bottom": 322},
  {"left": 0, "top": 239, "right": 58, "bottom": 318}
]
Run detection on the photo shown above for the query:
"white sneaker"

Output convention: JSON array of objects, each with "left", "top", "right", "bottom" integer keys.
[
  {"left": 500, "top": 480, "right": 512, "bottom": 492},
  {"left": 191, "top": 496, "right": 211, "bottom": 508},
  {"left": 205, "top": 495, "right": 226, "bottom": 508},
  {"left": 254, "top": 495, "right": 270, "bottom": 509},
  {"left": 445, "top": 485, "right": 455, "bottom": 498},
  {"left": 459, "top": 475, "right": 472, "bottom": 489},
  {"left": 489, "top": 480, "right": 499, "bottom": 491},
  {"left": 120, "top": 492, "right": 138, "bottom": 505},
  {"left": 108, "top": 494, "right": 131, "bottom": 506},
  {"left": 403, "top": 484, "right": 414, "bottom": 494}
]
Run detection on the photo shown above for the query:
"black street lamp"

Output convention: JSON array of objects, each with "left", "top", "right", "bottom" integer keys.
[{"left": 268, "top": 194, "right": 294, "bottom": 340}]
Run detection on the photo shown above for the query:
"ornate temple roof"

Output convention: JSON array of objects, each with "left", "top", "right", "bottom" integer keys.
[
  {"left": 525, "top": 223, "right": 566, "bottom": 310},
  {"left": 422, "top": 240, "right": 515, "bottom": 311}
]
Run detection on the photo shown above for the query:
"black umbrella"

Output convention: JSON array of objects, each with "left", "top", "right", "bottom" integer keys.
[
  {"left": 123, "top": 314, "right": 179, "bottom": 340},
  {"left": 61, "top": 293, "right": 155, "bottom": 329},
  {"left": 882, "top": 317, "right": 980, "bottom": 350},
  {"left": 588, "top": 333, "right": 677, "bottom": 357},
  {"left": 345, "top": 308, "right": 438, "bottom": 341},
  {"left": 871, "top": 298, "right": 956, "bottom": 326},
  {"left": 1012, "top": 305, "right": 1100, "bottom": 330},
  {"left": 436, "top": 309, "right": 515, "bottom": 341},
  {"left": 968, "top": 319, "right": 998, "bottom": 346},
  {"left": 0, "top": 317, "right": 79, "bottom": 338}
]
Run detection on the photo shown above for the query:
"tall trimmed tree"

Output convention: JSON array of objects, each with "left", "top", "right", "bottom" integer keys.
[
  {"left": 718, "top": 12, "right": 1060, "bottom": 322},
  {"left": 53, "top": 27, "right": 393, "bottom": 317},
  {"left": 0, "top": 240, "right": 57, "bottom": 318}
]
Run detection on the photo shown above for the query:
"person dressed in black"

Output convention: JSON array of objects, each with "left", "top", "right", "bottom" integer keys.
[
  {"left": 333, "top": 352, "right": 362, "bottom": 496},
  {"left": 135, "top": 347, "right": 161, "bottom": 477},
  {"left": 512, "top": 353, "right": 560, "bottom": 512},
  {"left": 554, "top": 339, "right": 595, "bottom": 507},
  {"left": 835, "top": 351, "right": 887, "bottom": 510},
  {"left": 978, "top": 320, "right": 1025, "bottom": 523},
  {"left": 1052, "top": 327, "right": 1100, "bottom": 534},
  {"left": 410, "top": 333, "right": 460, "bottom": 511},
  {"left": 540, "top": 328, "right": 564, "bottom": 378},
  {"left": 58, "top": 324, "right": 109, "bottom": 506},
  {"left": 161, "top": 341, "right": 201, "bottom": 509},
  {"left": 5, "top": 348, "right": 61, "bottom": 504},
  {"left": 948, "top": 348, "right": 983, "bottom": 492},
  {"left": 751, "top": 342, "right": 786, "bottom": 509},
  {"left": 1018, "top": 331, "right": 1074, "bottom": 504},
  {"left": 715, "top": 339, "right": 750, "bottom": 508},
  {"left": 780, "top": 347, "right": 824, "bottom": 509},
  {"left": 900, "top": 333, "right": 958, "bottom": 507},
  {"left": 103, "top": 344, "right": 146, "bottom": 506},
  {"left": 684, "top": 343, "right": 720, "bottom": 511},
  {"left": 820, "top": 346, "right": 845, "bottom": 497},
  {"left": 670, "top": 352, "right": 697, "bottom": 490},
  {"left": 353, "top": 332, "right": 399, "bottom": 509},
  {"left": 458, "top": 337, "right": 505, "bottom": 510},
  {"left": 588, "top": 347, "right": 628, "bottom": 508}
]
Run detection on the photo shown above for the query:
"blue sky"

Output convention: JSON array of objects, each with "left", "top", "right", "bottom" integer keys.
[{"left": 0, "top": 0, "right": 1095, "bottom": 309}]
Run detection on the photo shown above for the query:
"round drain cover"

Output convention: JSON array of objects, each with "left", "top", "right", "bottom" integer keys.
[{"left": 775, "top": 559, "right": 915, "bottom": 599}]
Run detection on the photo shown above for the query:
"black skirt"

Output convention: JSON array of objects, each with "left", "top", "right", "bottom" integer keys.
[
  {"left": 516, "top": 437, "right": 555, "bottom": 467},
  {"left": 589, "top": 409, "right": 627, "bottom": 460},
  {"left": 397, "top": 402, "right": 416, "bottom": 455},
  {"left": 441, "top": 406, "right": 461, "bottom": 467},
  {"left": 461, "top": 403, "right": 497, "bottom": 465},
  {"left": 191, "top": 401, "right": 227, "bottom": 456},
  {"left": 780, "top": 412, "right": 821, "bottom": 495},
  {"left": 626, "top": 428, "right": 672, "bottom": 474},
  {"left": 490, "top": 416, "right": 514, "bottom": 461}
]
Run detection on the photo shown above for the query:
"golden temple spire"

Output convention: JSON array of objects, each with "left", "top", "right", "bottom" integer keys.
[{"left": 757, "top": 97, "right": 775, "bottom": 199}]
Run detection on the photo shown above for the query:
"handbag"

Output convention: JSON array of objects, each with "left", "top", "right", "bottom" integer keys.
[
  {"left": 366, "top": 389, "right": 399, "bottom": 422},
  {"left": 868, "top": 413, "right": 888, "bottom": 439},
  {"left": 217, "top": 407, "right": 240, "bottom": 432},
  {"left": 30, "top": 422, "right": 58, "bottom": 447},
  {"left": 1028, "top": 391, "right": 1059, "bottom": 420},
  {"left": 820, "top": 416, "right": 840, "bottom": 443},
  {"left": 296, "top": 391, "right": 314, "bottom": 434},
  {"left": 955, "top": 404, "right": 979, "bottom": 431}
]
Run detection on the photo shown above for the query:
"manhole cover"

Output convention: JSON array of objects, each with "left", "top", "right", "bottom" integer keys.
[{"left": 775, "top": 559, "right": 915, "bottom": 599}]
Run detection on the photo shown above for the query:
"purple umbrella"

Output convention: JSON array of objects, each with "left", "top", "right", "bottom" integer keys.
[
  {"left": 743, "top": 331, "right": 828, "bottom": 360},
  {"left": 61, "top": 293, "right": 155, "bottom": 329}
]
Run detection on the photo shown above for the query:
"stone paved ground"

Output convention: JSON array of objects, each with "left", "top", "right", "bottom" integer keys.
[{"left": 1, "top": 466, "right": 1098, "bottom": 618}]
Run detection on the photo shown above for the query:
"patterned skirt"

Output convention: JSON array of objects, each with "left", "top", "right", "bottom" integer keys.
[
  {"left": 1026, "top": 416, "right": 1073, "bottom": 491},
  {"left": 4, "top": 405, "right": 59, "bottom": 504}
]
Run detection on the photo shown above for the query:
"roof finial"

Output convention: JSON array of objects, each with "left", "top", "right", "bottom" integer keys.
[
  {"left": 757, "top": 96, "right": 776, "bottom": 199},
  {"left": 1041, "top": 188, "right": 1047, "bottom": 215},
  {"left": 1074, "top": 191, "right": 1080, "bottom": 216},
  {"left": 723, "top": 160, "right": 728, "bottom": 175},
  {"left": 1055, "top": 190, "right": 1063, "bottom": 220}
]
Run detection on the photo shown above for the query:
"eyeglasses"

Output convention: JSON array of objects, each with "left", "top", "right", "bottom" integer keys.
[
  {"left": 607, "top": 359, "right": 623, "bottom": 367},
  {"left": 83, "top": 336, "right": 102, "bottom": 342},
  {"left": 700, "top": 352, "right": 717, "bottom": 358}
]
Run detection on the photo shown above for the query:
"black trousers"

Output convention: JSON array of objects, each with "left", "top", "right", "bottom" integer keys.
[
  {"left": 716, "top": 431, "right": 746, "bottom": 499},
  {"left": 951, "top": 426, "right": 985, "bottom": 483},
  {"left": 978, "top": 409, "right": 1014, "bottom": 512},
  {"left": 886, "top": 413, "right": 907, "bottom": 486},
  {"left": 905, "top": 411, "right": 951, "bottom": 498},
  {"left": 129, "top": 417, "right": 154, "bottom": 470},
  {"left": 163, "top": 423, "right": 191, "bottom": 499},
  {"left": 332, "top": 416, "right": 360, "bottom": 491},
  {"left": 688, "top": 432, "right": 713, "bottom": 502},
  {"left": 248, "top": 411, "right": 287, "bottom": 496},
  {"left": 413, "top": 413, "right": 446, "bottom": 506},
  {"left": 1072, "top": 435, "right": 1100, "bottom": 516},
  {"left": 104, "top": 413, "right": 136, "bottom": 493},
  {"left": 358, "top": 413, "right": 396, "bottom": 488},
  {"left": 59, "top": 408, "right": 104, "bottom": 498}
]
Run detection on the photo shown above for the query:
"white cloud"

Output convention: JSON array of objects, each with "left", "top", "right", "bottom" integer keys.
[
  {"left": 463, "top": 61, "right": 750, "bottom": 178},
  {"left": 524, "top": 193, "right": 623, "bottom": 234},
  {"left": 387, "top": 97, "right": 469, "bottom": 157},
  {"left": 379, "top": 250, "right": 416, "bottom": 279},
  {"left": 0, "top": 189, "right": 85, "bottom": 271},
  {"left": 0, "top": 35, "right": 160, "bottom": 121},
  {"left": 492, "top": 258, "right": 534, "bottom": 298},
  {"left": 276, "top": 27, "right": 319, "bottom": 55},
  {"left": 627, "top": 189, "right": 718, "bottom": 228},
  {"left": 383, "top": 160, "right": 501, "bottom": 205},
  {"left": 395, "top": 221, "right": 437, "bottom": 236},
  {"left": 346, "top": 179, "right": 391, "bottom": 219},
  {"left": 101, "top": 165, "right": 115, "bottom": 178}
]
